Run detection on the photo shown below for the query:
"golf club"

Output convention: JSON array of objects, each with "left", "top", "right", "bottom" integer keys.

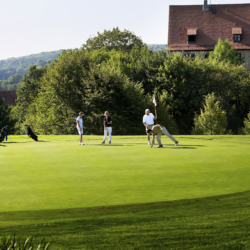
[{"left": 84, "top": 127, "right": 89, "bottom": 146}]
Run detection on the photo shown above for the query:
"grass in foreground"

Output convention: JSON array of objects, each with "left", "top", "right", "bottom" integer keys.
[
  {"left": 0, "top": 135, "right": 250, "bottom": 249},
  {"left": 0, "top": 191, "right": 250, "bottom": 249},
  {"left": 0, "top": 135, "right": 250, "bottom": 212}
]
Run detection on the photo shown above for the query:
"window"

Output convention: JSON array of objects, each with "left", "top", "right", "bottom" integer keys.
[
  {"left": 187, "top": 29, "right": 197, "bottom": 44},
  {"left": 188, "top": 35, "right": 196, "bottom": 43},
  {"left": 233, "top": 34, "right": 241, "bottom": 43}
]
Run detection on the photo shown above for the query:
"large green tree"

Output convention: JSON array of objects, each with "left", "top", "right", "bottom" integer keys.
[
  {"left": 209, "top": 38, "right": 244, "bottom": 65},
  {"left": 13, "top": 65, "right": 47, "bottom": 133},
  {"left": 26, "top": 49, "right": 149, "bottom": 135},
  {"left": 83, "top": 27, "right": 146, "bottom": 53}
]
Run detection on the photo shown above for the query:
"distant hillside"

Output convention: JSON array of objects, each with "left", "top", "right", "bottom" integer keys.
[
  {"left": 148, "top": 44, "right": 167, "bottom": 51},
  {"left": 0, "top": 50, "right": 62, "bottom": 90},
  {"left": 0, "top": 50, "right": 62, "bottom": 69},
  {"left": 0, "top": 45, "right": 166, "bottom": 90}
]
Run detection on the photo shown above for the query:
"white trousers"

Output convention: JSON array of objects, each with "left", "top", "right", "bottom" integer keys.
[
  {"left": 77, "top": 126, "right": 83, "bottom": 135},
  {"left": 156, "top": 126, "right": 176, "bottom": 145},
  {"left": 104, "top": 127, "right": 112, "bottom": 141}
]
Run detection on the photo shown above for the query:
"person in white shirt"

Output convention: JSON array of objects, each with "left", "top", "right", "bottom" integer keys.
[
  {"left": 76, "top": 111, "right": 84, "bottom": 145},
  {"left": 143, "top": 109, "right": 157, "bottom": 145}
]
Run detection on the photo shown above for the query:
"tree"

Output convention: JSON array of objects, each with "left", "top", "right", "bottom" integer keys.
[
  {"left": 242, "top": 112, "right": 250, "bottom": 135},
  {"left": 156, "top": 52, "right": 250, "bottom": 134},
  {"left": 14, "top": 65, "right": 47, "bottom": 133},
  {"left": 192, "top": 93, "right": 227, "bottom": 135},
  {"left": 25, "top": 48, "right": 148, "bottom": 135},
  {"left": 83, "top": 27, "right": 146, "bottom": 53},
  {"left": 8, "top": 74, "right": 22, "bottom": 84},
  {"left": 0, "top": 96, "right": 17, "bottom": 134},
  {"left": 209, "top": 38, "right": 244, "bottom": 65},
  {"left": 123, "top": 46, "right": 167, "bottom": 95},
  {"left": 157, "top": 53, "right": 211, "bottom": 134}
]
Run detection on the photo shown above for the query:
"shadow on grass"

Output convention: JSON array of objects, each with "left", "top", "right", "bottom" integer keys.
[
  {"left": 3, "top": 141, "right": 19, "bottom": 144},
  {"left": 157, "top": 146, "right": 197, "bottom": 149},
  {"left": 97, "top": 144, "right": 133, "bottom": 147},
  {"left": 4, "top": 140, "right": 50, "bottom": 144},
  {"left": 0, "top": 190, "right": 249, "bottom": 220},
  {"left": 0, "top": 144, "right": 6, "bottom": 147}
]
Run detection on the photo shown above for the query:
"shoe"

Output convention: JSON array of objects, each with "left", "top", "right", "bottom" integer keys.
[
  {"left": 101, "top": 141, "right": 105, "bottom": 144},
  {"left": 148, "top": 141, "right": 151, "bottom": 145},
  {"left": 157, "top": 145, "right": 163, "bottom": 148},
  {"left": 80, "top": 142, "right": 85, "bottom": 145},
  {"left": 109, "top": 141, "right": 111, "bottom": 144},
  {"left": 175, "top": 141, "right": 178, "bottom": 147}
]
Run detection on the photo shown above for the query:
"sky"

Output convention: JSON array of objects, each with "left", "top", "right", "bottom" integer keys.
[{"left": 0, "top": 0, "right": 249, "bottom": 60}]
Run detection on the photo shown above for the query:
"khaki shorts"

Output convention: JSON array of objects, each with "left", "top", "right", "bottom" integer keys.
[{"left": 145, "top": 124, "right": 153, "bottom": 134}]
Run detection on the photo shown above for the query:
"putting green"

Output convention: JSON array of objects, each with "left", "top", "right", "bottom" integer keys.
[{"left": 0, "top": 135, "right": 249, "bottom": 212}]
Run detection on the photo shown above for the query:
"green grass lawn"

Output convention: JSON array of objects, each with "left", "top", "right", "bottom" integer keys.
[{"left": 0, "top": 135, "right": 250, "bottom": 249}]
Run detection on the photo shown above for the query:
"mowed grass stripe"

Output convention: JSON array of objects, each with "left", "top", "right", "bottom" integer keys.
[
  {"left": 0, "top": 191, "right": 250, "bottom": 249},
  {"left": 0, "top": 136, "right": 250, "bottom": 212}
]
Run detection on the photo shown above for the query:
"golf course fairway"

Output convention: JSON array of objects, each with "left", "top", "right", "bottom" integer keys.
[{"left": 0, "top": 135, "right": 249, "bottom": 212}]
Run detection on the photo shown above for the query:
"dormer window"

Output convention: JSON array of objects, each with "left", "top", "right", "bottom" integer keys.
[
  {"left": 233, "top": 34, "right": 241, "bottom": 42},
  {"left": 187, "top": 29, "right": 197, "bottom": 43},
  {"left": 232, "top": 27, "right": 242, "bottom": 43}
]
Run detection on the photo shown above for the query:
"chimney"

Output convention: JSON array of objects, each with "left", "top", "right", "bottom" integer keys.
[{"left": 203, "top": 0, "right": 209, "bottom": 10}]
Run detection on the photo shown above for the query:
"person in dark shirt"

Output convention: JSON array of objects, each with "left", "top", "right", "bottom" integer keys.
[{"left": 101, "top": 111, "right": 112, "bottom": 144}]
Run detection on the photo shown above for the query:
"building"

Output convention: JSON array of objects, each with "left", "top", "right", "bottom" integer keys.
[
  {"left": 0, "top": 91, "right": 17, "bottom": 106},
  {"left": 168, "top": 1, "right": 250, "bottom": 69}
]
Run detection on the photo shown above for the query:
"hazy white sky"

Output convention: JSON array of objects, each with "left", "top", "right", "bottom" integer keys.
[{"left": 0, "top": 0, "right": 249, "bottom": 60}]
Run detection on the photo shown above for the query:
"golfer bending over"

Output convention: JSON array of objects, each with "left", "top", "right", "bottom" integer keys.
[
  {"left": 76, "top": 111, "right": 84, "bottom": 145},
  {"left": 101, "top": 111, "right": 112, "bottom": 144},
  {"left": 143, "top": 109, "right": 157, "bottom": 145},
  {"left": 147, "top": 124, "right": 178, "bottom": 148}
]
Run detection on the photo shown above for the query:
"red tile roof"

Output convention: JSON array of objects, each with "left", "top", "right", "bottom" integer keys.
[
  {"left": 168, "top": 4, "right": 250, "bottom": 51},
  {"left": 0, "top": 91, "right": 17, "bottom": 106}
]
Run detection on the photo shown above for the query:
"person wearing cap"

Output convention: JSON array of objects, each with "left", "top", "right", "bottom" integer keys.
[
  {"left": 147, "top": 124, "right": 178, "bottom": 148},
  {"left": 143, "top": 109, "right": 157, "bottom": 145},
  {"left": 76, "top": 111, "right": 85, "bottom": 145},
  {"left": 101, "top": 111, "right": 112, "bottom": 144}
]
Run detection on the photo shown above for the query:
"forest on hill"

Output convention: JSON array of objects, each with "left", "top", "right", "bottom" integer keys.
[
  {"left": 0, "top": 50, "right": 62, "bottom": 90},
  {"left": 0, "top": 45, "right": 166, "bottom": 91}
]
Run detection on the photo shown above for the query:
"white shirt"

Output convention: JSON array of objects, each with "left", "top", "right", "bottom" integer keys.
[
  {"left": 143, "top": 113, "right": 155, "bottom": 125},
  {"left": 76, "top": 116, "right": 83, "bottom": 128}
]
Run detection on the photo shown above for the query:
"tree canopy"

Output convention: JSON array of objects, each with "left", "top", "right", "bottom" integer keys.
[
  {"left": 83, "top": 27, "right": 146, "bottom": 53},
  {"left": 9, "top": 33, "right": 250, "bottom": 135},
  {"left": 209, "top": 38, "right": 244, "bottom": 66}
]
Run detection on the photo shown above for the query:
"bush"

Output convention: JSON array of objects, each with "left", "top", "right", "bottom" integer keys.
[{"left": 192, "top": 93, "right": 227, "bottom": 135}]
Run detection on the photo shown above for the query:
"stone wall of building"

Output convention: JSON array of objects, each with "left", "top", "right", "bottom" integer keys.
[
  {"left": 173, "top": 50, "right": 250, "bottom": 71},
  {"left": 239, "top": 50, "right": 250, "bottom": 71}
]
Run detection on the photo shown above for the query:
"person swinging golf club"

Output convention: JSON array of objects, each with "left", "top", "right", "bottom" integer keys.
[
  {"left": 76, "top": 111, "right": 84, "bottom": 145},
  {"left": 147, "top": 124, "right": 178, "bottom": 148},
  {"left": 101, "top": 111, "right": 112, "bottom": 144}
]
